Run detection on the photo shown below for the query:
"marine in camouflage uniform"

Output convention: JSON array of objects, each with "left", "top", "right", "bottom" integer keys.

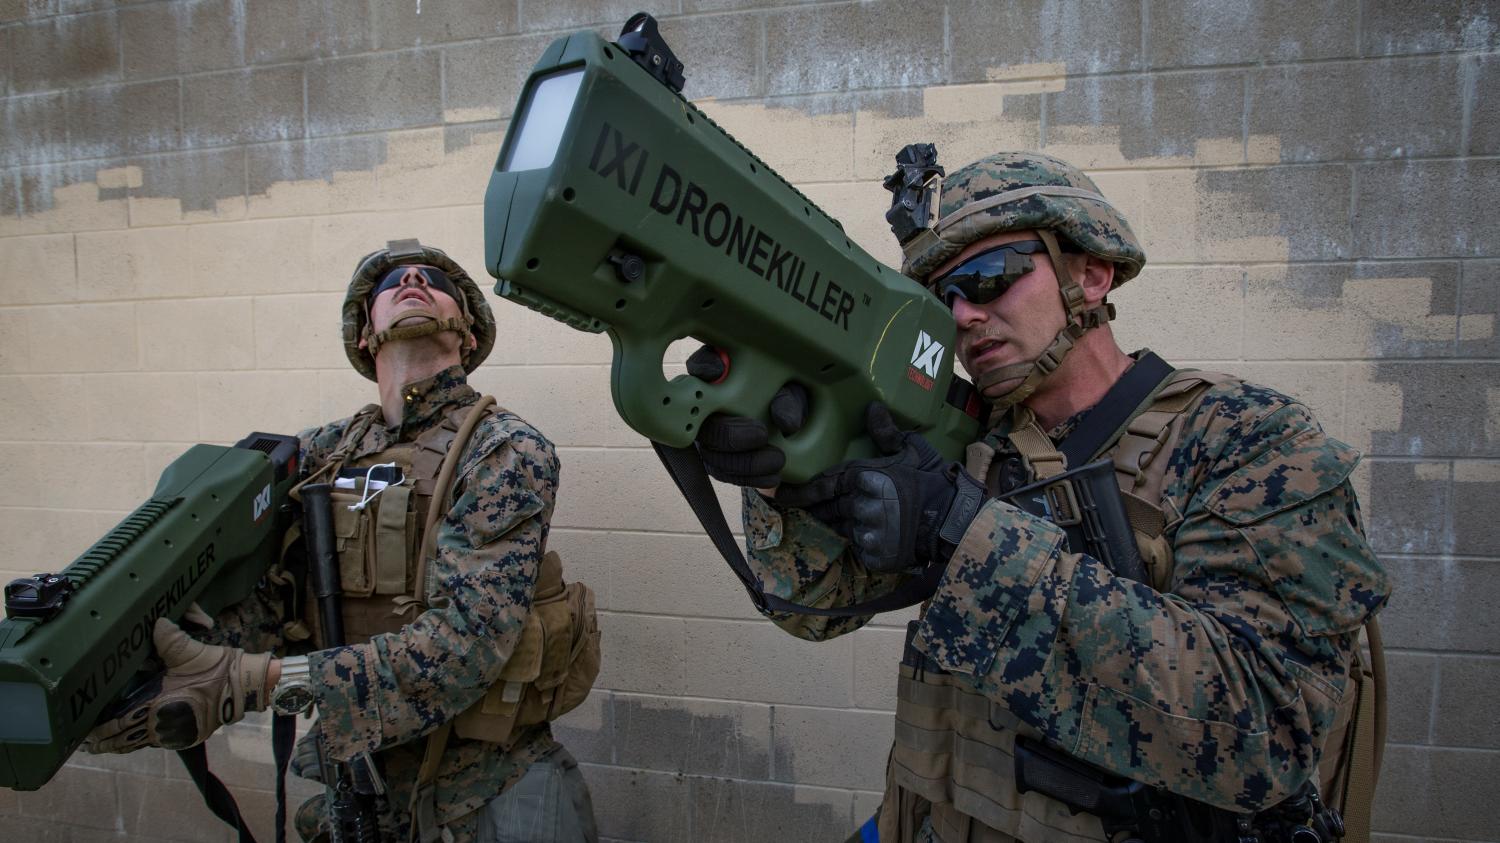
[
  {"left": 691, "top": 153, "right": 1390, "bottom": 842},
  {"left": 87, "top": 240, "right": 598, "bottom": 843}
]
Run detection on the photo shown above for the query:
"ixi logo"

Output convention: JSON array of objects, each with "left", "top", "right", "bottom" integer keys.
[
  {"left": 252, "top": 483, "right": 272, "bottom": 523},
  {"left": 907, "top": 330, "right": 944, "bottom": 390}
]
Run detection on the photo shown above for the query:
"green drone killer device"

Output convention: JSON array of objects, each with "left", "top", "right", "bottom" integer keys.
[
  {"left": 484, "top": 15, "right": 982, "bottom": 485},
  {"left": 0, "top": 433, "right": 299, "bottom": 790}
]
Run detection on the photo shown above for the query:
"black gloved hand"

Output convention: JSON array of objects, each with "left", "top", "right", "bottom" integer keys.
[
  {"left": 780, "top": 403, "right": 985, "bottom": 573},
  {"left": 687, "top": 345, "right": 809, "bottom": 488}
]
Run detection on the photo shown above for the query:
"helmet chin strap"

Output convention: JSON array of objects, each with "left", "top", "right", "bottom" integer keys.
[
  {"left": 364, "top": 315, "right": 472, "bottom": 359},
  {"left": 978, "top": 229, "right": 1115, "bottom": 414}
]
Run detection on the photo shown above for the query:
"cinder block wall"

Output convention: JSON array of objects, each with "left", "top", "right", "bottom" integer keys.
[{"left": 1, "top": 1, "right": 1496, "bottom": 841}]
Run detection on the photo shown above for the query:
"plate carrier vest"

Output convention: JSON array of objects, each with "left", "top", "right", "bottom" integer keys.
[
  {"left": 880, "top": 367, "right": 1385, "bottom": 843},
  {"left": 288, "top": 397, "right": 601, "bottom": 748}
]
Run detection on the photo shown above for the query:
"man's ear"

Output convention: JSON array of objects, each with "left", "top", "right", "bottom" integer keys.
[{"left": 1078, "top": 255, "right": 1116, "bottom": 306}]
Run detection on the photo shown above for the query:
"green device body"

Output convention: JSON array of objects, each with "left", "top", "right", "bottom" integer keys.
[
  {"left": 484, "top": 27, "right": 980, "bottom": 483},
  {"left": 0, "top": 433, "right": 300, "bottom": 790}
]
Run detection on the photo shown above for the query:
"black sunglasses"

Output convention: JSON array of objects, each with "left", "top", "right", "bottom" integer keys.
[
  {"left": 371, "top": 265, "right": 460, "bottom": 303},
  {"left": 930, "top": 240, "right": 1054, "bottom": 309}
]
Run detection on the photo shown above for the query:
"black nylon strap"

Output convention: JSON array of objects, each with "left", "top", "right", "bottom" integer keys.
[
  {"left": 652, "top": 442, "right": 943, "bottom": 617},
  {"left": 272, "top": 714, "right": 296, "bottom": 843},
  {"left": 177, "top": 744, "right": 259, "bottom": 843},
  {"left": 1057, "top": 351, "right": 1175, "bottom": 469}
]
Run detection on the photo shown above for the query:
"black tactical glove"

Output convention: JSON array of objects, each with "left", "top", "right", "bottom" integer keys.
[
  {"left": 686, "top": 344, "right": 809, "bottom": 488},
  {"left": 780, "top": 403, "right": 985, "bottom": 573}
]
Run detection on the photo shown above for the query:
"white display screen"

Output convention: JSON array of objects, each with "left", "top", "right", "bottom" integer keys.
[{"left": 501, "top": 68, "right": 585, "bottom": 172}]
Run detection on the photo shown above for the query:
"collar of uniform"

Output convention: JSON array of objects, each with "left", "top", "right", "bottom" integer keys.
[
  {"left": 1044, "top": 351, "right": 1144, "bottom": 440},
  {"left": 391, "top": 364, "right": 478, "bottom": 438}
]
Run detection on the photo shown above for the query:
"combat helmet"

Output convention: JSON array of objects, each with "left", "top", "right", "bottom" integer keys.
[
  {"left": 886, "top": 148, "right": 1145, "bottom": 410},
  {"left": 342, "top": 238, "right": 497, "bottom": 381}
]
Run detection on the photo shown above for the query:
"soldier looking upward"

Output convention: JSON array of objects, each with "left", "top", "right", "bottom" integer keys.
[
  {"left": 85, "top": 239, "right": 601, "bottom": 843},
  {"left": 689, "top": 152, "right": 1391, "bottom": 843}
]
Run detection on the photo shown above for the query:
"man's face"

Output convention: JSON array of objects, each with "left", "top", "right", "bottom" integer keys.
[
  {"left": 927, "top": 229, "right": 1069, "bottom": 397},
  {"left": 366, "top": 264, "right": 466, "bottom": 338}
]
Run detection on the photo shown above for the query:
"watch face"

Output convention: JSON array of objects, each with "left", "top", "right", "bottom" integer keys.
[{"left": 272, "top": 685, "right": 316, "bottom": 716}]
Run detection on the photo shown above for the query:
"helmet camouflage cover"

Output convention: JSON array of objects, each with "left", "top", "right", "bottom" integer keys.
[
  {"left": 901, "top": 151, "right": 1146, "bottom": 286},
  {"left": 342, "top": 238, "right": 496, "bottom": 381}
]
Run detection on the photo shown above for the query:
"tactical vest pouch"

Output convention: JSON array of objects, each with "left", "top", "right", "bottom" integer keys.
[
  {"left": 329, "top": 487, "right": 375, "bottom": 597},
  {"left": 325, "top": 482, "right": 415, "bottom": 599},
  {"left": 453, "top": 551, "right": 601, "bottom": 744},
  {"left": 891, "top": 623, "right": 1106, "bottom": 843}
]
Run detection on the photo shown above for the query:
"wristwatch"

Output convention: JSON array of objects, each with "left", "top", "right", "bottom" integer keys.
[{"left": 269, "top": 655, "right": 316, "bottom": 716}]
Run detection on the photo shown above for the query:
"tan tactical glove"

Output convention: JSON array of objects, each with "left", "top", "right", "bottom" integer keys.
[{"left": 85, "top": 617, "right": 273, "bottom": 753}]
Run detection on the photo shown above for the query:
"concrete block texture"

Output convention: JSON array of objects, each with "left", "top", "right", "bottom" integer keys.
[
  {"left": 1045, "top": 69, "right": 1246, "bottom": 168},
  {"left": 613, "top": 693, "right": 773, "bottom": 780},
  {"left": 8, "top": 8, "right": 119, "bottom": 93},
  {"left": 0, "top": 231, "right": 78, "bottom": 304},
  {"left": 1374, "top": 745, "right": 1500, "bottom": 841},
  {"left": 551, "top": 689, "right": 614, "bottom": 765},
  {"left": 1110, "top": 266, "right": 1245, "bottom": 361},
  {"left": 765, "top": 0, "right": 947, "bottom": 95},
  {"left": 120, "top": 0, "right": 247, "bottom": 79},
  {"left": 582, "top": 763, "right": 693, "bottom": 842},
  {"left": 1380, "top": 651, "right": 1437, "bottom": 746},
  {"left": 127, "top": 147, "right": 250, "bottom": 221},
  {"left": 1351, "top": 361, "right": 1500, "bottom": 458},
  {"left": 657, "top": 12, "right": 763, "bottom": 102},
  {"left": 244, "top": 0, "right": 373, "bottom": 64},
  {"left": 1452, "top": 461, "right": 1500, "bottom": 557},
  {"left": 443, "top": 33, "right": 561, "bottom": 123},
  {"left": 83, "top": 371, "right": 202, "bottom": 441},
  {"left": 681, "top": 618, "right": 856, "bottom": 708},
  {"left": 948, "top": 0, "right": 1143, "bottom": 81},
  {"left": 1242, "top": 262, "right": 1461, "bottom": 360},
  {"left": 1354, "top": 158, "right": 1500, "bottom": 258},
  {"left": 517, "top": 0, "right": 653, "bottom": 34},
  {"left": 1471, "top": 54, "right": 1500, "bottom": 154},
  {"left": 691, "top": 777, "right": 857, "bottom": 843},
  {"left": 306, "top": 49, "right": 443, "bottom": 137},
  {"left": 852, "top": 86, "right": 1043, "bottom": 182},
  {"left": 549, "top": 526, "right": 765, "bottom": 620},
  {"left": 371, "top": 0, "right": 518, "bottom": 49},
  {"left": 0, "top": 90, "right": 67, "bottom": 167},
  {"left": 771, "top": 706, "right": 893, "bottom": 790},
  {"left": 1247, "top": 57, "right": 1465, "bottom": 162},
  {"left": 1095, "top": 165, "right": 1351, "bottom": 264},
  {"left": 1361, "top": 0, "right": 1500, "bottom": 56},
  {"left": 63, "top": 79, "right": 183, "bottom": 160},
  {"left": 1431, "top": 654, "right": 1500, "bottom": 749},
  {"left": 1379, "top": 557, "right": 1500, "bottom": 654},
  {"left": 26, "top": 301, "right": 138, "bottom": 372},
  {"left": 1146, "top": 0, "right": 1358, "bottom": 67},
  {"left": 183, "top": 66, "right": 306, "bottom": 147}
]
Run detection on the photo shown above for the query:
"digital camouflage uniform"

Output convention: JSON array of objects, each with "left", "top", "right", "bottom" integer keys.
[
  {"left": 737, "top": 152, "right": 1391, "bottom": 842},
  {"left": 209, "top": 365, "right": 564, "bottom": 842},
  {"left": 745, "top": 374, "right": 1388, "bottom": 840}
]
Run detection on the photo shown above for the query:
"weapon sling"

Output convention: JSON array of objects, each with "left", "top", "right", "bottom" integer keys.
[
  {"left": 177, "top": 742, "right": 260, "bottom": 843},
  {"left": 655, "top": 358, "right": 1180, "bottom": 616}
]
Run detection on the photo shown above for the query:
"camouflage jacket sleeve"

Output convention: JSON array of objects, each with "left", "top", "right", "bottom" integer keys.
[
  {"left": 306, "top": 415, "right": 558, "bottom": 761},
  {"left": 917, "top": 393, "right": 1390, "bottom": 812},
  {"left": 740, "top": 489, "right": 908, "bottom": 641}
]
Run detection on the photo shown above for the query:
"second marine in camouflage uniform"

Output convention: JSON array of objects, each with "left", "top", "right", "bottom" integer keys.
[
  {"left": 692, "top": 152, "right": 1390, "bottom": 842},
  {"left": 88, "top": 239, "right": 599, "bottom": 843}
]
